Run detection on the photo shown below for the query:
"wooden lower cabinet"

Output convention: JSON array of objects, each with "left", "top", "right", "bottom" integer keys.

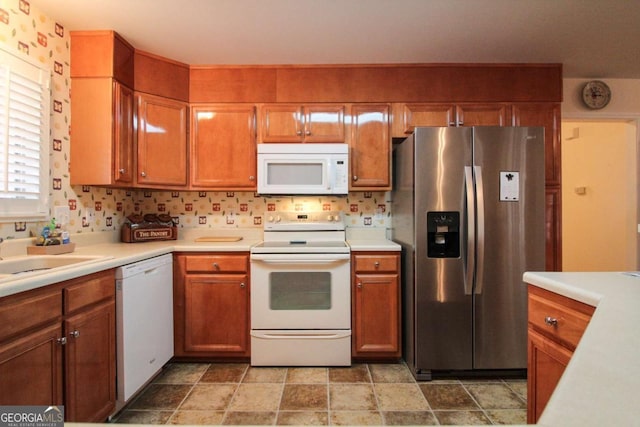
[
  {"left": 526, "top": 285, "right": 595, "bottom": 423},
  {"left": 174, "top": 253, "right": 250, "bottom": 358},
  {"left": 351, "top": 252, "right": 401, "bottom": 359},
  {"left": 0, "top": 323, "right": 64, "bottom": 406},
  {"left": 0, "top": 270, "right": 116, "bottom": 422},
  {"left": 64, "top": 299, "right": 116, "bottom": 422},
  {"left": 527, "top": 327, "right": 572, "bottom": 423}
]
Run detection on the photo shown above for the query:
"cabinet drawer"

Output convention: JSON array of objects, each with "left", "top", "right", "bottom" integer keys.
[
  {"left": 64, "top": 270, "right": 116, "bottom": 314},
  {"left": 184, "top": 255, "right": 248, "bottom": 273},
  {"left": 353, "top": 254, "right": 398, "bottom": 273},
  {"left": 528, "top": 287, "right": 595, "bottom": 350},
  {"left": 0, "top": 289, "right": 62, "bottom": 342}
]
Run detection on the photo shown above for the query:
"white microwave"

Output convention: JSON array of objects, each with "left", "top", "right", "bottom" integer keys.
[{"left": 257, "top": 143, "right": 349, "bottom": 195}]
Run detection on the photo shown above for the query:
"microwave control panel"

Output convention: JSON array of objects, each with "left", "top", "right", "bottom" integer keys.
[{"left": 333, "top": 158, "right": 349, "bottom": 190}]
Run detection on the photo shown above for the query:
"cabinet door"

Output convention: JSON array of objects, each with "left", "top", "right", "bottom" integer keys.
[
  {"left": 400, "top": 103, "right": 456, "bottom": 134},
  {"left": 304, "top": 104, "right": 346, "bottom": 142},
  {"left": 71, "top": 78, "right": 134, "bottom": 186},
  {"left": 184, "top": 274, "right": 249, "bottom": 355},
  {"left": 457, "top": 103, "right": 511, "bottom": 126},
  {"left": 0, "top": 324, "right": 63, "bottom": 406},
  {"left": 512, "top": 103, "right": 561, "bottom": 184},
  {"left": 190, "top": 105, "right": 257, "bottom": 189},
  {"left": 350, "top": 104, "right": 391, "bottom": 189},
  {"left": 352, "top": 273, "right": 400, "bottom": 357},
  {"left": 113, "top": 81, "right": 135, "bottom": 184},
  {"left": 260, "top": 104, "right": 304, "bottom": 142},
  {"left": 527, "top": 327, "right": 572, "bottom": 424},
  {"left": 65, "top": 300, "right": 116, "bottom": 422},
  {"left": 136, "top": 93, "right": 188, "bottom": 187}
]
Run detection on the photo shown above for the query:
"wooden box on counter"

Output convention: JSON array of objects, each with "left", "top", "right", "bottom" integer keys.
[{"left": 26, "top": 243, "right": 77, "bottom": 255}]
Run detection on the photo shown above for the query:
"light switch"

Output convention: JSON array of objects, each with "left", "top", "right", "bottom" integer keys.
[
  {"left": 574, "top": 186, "right": 587, "bottom": 195},
  {"left": 54, "top": 206, "right": 70, "bottom": 226}
]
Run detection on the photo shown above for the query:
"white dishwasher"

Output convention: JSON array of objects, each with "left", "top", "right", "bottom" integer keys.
[{"left": 115, "top": 253, "right": 174, "bottom": 410}]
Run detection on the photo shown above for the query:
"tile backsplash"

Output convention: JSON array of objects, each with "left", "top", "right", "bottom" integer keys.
[{"left": 0, "top": 0, "right": 390, "bottom": 240}]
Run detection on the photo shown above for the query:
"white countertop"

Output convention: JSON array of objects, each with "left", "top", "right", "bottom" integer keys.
[
  {"left": 346, "top": 227, "right": 401, "bottom": 251},
  {"left": 0, "top": 228, "right": 399, "bottom": 298},
  {"left": 523, "top": 271, "right": 640, "bottom": 427}
]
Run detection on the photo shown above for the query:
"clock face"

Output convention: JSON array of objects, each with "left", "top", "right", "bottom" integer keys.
[{"left": 582, "top": 80, "right": 611, "bottom": 109}]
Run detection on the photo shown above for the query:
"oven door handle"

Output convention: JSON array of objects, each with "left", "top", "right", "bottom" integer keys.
[
  {"left": 251, "top": 331, "right": 351, "bottom": 340},
  {"left": 250, "top": 254, "right": 350, "bottom": 263}
]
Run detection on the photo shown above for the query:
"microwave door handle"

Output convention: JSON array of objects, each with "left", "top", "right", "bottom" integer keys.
[{"left": 326, "top": 160, "right": 332, "bottom": 191}]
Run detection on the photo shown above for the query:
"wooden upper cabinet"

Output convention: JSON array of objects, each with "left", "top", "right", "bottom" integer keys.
[
  {"left": 259, "top": 104, "right": 345, "bottom": 143},
  {"left": 136, "top": 92, "right": 188, "bottom": 188},
  {"left": 190, "top": 105, "right": 257, "bottom": 189},
  {"left": 392, "top": 103, "right": 511, "bottom": 136},
  {"left": 513, "top": 103, "right": 561, "bottom": 185},
  {"left": 70, "top": 31, "right": 134, "bottom": 87},
  {"left": 394, "top": 103, "right": 456, "bottom": 135},
  {"left": 259, "top": 104, "right": 303, "bottom": 142},
  {"left": 114, "top": 83, "right": 135, "bottom": 184},
  {"left": 457, "top": 104, "right": 511, "bottom": 126},
  {"left": 350, "top": 104, "right": 391, "bottom": 190},
  {"left": 305, "top": 105, "right": 346, "bottom": 142},
  {"left": 70, "top": 79, "right": 134, "bottom": 186}
]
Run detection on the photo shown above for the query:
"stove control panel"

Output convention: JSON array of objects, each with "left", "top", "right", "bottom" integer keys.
[{"left": 264, "top": 211, "right": 345, "bottom": 231}]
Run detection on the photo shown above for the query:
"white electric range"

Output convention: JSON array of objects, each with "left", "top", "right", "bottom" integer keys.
[{"left": 250, "top": 211, "right": 351, "bottom": 366}]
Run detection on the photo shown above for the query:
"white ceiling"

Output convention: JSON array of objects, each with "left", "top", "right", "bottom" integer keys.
[{"left": 32, "top": 0, "right": 640, "bottom": 78}]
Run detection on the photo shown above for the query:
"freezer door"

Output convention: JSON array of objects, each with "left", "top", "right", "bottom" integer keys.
[
  {"left": 472, "top": 127, "right": 545, "bottom": 370},
  {"left": 413, "top": 127, "right": 473, "bottom": 372}
]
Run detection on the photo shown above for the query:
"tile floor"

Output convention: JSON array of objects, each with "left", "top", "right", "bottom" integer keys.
[{"left": 112, "top": 362, "right": 526, "bottom": 425}]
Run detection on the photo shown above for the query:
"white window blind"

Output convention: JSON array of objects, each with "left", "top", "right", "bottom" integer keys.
[{"left": 0, "top": 47, "right": 50, "bottom": 221}]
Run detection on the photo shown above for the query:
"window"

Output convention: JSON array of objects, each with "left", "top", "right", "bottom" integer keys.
[{"left": 0, "top": 47, "right": 51, "bottom": 221}]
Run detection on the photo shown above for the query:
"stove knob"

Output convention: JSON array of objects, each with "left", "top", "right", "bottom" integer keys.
[
  {"left": 275, "top": 216, "right": 281, "bottom": 223},
  {"left": 327, "top": 215, "right": 334, "bottom": 221},
  {"left": 268, "top": 215, "right": 274, "bottom": 223},
  {"left": 334, "top": 214, "right": 341, "bottom": 222}
]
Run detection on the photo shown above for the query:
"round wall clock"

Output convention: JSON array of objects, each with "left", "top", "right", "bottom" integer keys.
[{"left": 581, "top": 80, "right": 611, "bottom": 109}]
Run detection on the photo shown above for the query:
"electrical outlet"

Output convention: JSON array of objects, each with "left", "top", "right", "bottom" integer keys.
[
  {"left": 86, "top": 207, "right": 95, "bottom": 225},
  {"left": 54, "top": 206, "right": 70, "bottom": 227}
]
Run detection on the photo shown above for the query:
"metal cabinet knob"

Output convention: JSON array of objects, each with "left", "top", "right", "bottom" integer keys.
[
  {"left": 119, "top": 168, "right": 126, "bottom": 174},
  {"left": 305, "top": 130, "right": 311, "bottom": 136},
  {"left": 249, "top": 176, "right": 255, "bottom": 181},
  {"left": 212, "top": 262, "right": 219, "bottom": 269},
  {"left": 70, "top": 330, "right": 80, "bottom": 338},
  {"left": 240, "top": 282, "right": 246, "bottom": 288},
  {"left": 140, "top": 171, "right": 147, "bottom": 177},
  {"left": 374, "top": 261, "right": 380, "bottom": 268},
  {"left": 57, "top": 337, "right": 67, "bottom": 345},
  {"left": 353, "top": 175, "right": 358, "bottom": 181},
  {"left": 544, "top": 316, "right": 558, "bottom": 326},
  {"left": 296, "top": 130, "right": 302, "bottom": 136}
]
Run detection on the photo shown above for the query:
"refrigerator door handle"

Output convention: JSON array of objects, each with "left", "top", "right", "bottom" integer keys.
[
  {"left": 464, "top": 166, "right": 475, "bottom": 295},
  {"left": 474, "top": 165, "right": 485, "bottom": 294}
]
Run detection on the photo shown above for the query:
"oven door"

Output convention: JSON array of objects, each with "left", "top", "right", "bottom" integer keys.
[{"left": 250, "top": 253, "right": 351, "bottom": 330}]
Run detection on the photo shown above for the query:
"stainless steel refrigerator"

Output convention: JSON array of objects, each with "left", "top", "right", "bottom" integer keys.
[{"left": 392, "top": 126, "right": 545, "bottom": 380}]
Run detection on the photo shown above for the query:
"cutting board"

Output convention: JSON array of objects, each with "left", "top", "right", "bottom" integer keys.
[{"left": 194, "top": 236, "right": 243, "bottom": 242}]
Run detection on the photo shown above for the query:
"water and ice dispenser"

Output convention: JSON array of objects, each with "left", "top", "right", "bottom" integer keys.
[{"left": 427, "top": 211, "right": 460, "bottom": 258}]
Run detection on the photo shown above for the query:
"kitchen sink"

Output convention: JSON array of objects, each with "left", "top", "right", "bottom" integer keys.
[{"left": 0, "top": 255, "right": 112, "bottom": 282}]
